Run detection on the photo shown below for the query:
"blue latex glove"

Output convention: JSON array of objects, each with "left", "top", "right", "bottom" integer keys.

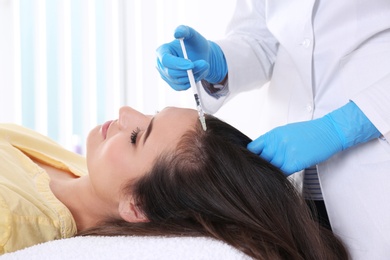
[
  {"left": 156, "top": 25, "right": 228, "bottom": 90},
  {"left": 247, "top": 101, "right": 381, "bottom": 175}
]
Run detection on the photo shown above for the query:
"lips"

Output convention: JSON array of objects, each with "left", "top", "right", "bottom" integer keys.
[{"left": 101, "top": 120, "right": 113, "bottom": 139}]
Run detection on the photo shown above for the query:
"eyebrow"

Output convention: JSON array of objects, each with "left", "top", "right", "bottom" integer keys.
[{"left": 142, "top": 117, "right": 155, "bottom": 145}]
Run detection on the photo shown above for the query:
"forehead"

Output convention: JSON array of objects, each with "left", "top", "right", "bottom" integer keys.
[
  {"left": 156, "top": 107, "right": 197, "bottom": 132},
  {"left": 146, "top": 107, "right": 198, "bottom": 149},
  {"left": 160, "top": 107, "right": 198, "bottom": 121}
]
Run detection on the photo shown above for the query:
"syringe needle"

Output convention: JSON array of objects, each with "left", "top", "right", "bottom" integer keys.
[{"left": 179, "top": 38, "right": 207, "bottom": 131}]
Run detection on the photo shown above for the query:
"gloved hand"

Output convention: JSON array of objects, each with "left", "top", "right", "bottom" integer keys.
[
  {"left": 247, "top": 101, "right": 381, "bottom": 175},
  {"left": 156, "top": 25, "right": 228, "bottom": 90}
]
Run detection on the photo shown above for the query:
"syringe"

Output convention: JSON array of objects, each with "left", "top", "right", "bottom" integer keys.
[{"left": 178, "top": 38, "right": 207, "bottom": 131}]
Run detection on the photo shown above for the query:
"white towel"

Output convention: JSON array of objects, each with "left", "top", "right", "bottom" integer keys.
[{"left": 1, "top": 236, "right": 251, "bottom": 260}]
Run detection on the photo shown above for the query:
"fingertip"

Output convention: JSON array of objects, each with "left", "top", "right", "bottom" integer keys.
[
  {"left": 174, "top": 25, "right": 190, "bottom": 39},
  {"left": 259, "top": 150, "right": 273, "bottom": 163},
  {"left": 247, "top": 138, "right": 265, "bottom": 154},
  {"left": 247, "top": 142, "right": 256, "bottom": 153},
  {"left": 174, "top": 84, "right": 191, "bottom": 91},
  {"left": 269, "top": 155, "right": 283, "bottom": 170},
  {"left": 156, "top": 43, "right": 173, "bottom": 59},
  {"left": 156, "top": 58, "right": 164, "bottom": 70},
  {"left": 192, "top": 60, "right": 209, "bottom": 79},
  {"left": 161, "top": 53, "right": 193, "bottom": 70},
  {"left": 193, "top": 60, "right": 209, "bottom": 70},
  {"left": 168, "top": 78, "right": 191, "bottom": 91},
  {"left": 176, "top": 59, "right": 194, "bottom": 70},
  {"left": 158, "top": 71, "right": 190, "bottom": 92},
  {"left": 155, "top": 45, "right": 165, "bottom": 58},
  {"left": 280, "top": 159, "right": 302, "bottom": 176}
]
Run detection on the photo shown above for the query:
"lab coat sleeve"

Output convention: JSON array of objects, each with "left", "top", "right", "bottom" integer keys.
[
  {"left": 352, "top": 72, "right": 390, "bottom": 141},
  {"left": 201, "top": 0, "right": 278, "bottom": 114},
  {"left": 345, "top": 28, "right": 390, "bottom": 142}
]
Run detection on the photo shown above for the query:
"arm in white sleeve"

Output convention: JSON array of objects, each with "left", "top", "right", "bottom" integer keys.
[
  {"left": 199, "top": 0, "right": 278, "bottom": 114},
  {"left": 352, "top": 73, "right": 390, "bottom": 141}
]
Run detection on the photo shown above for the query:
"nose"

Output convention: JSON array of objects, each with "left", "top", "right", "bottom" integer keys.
[
  {"left": 118, "top": 106, "right": 137, "bottom": 130},
  {"left": 118, "top": 106, "right": 151, "bottom": 130}
]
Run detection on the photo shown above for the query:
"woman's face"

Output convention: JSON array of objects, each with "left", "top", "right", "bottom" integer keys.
[{"left": 86, "top": 106, "right": 198, "bottom": 206}]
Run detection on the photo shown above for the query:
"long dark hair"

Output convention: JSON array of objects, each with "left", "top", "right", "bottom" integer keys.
[{"left": 78, "top": 115, "right": 348, "bottom": 259}]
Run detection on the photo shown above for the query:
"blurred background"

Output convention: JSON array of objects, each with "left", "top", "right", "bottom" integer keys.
[{"left": 0, "top": 0, "right": 265, "bottom": 154}]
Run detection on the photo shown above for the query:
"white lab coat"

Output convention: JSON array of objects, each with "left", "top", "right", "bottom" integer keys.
[{"left": 199, "top": 0, "right": 390, "bottom": 259}]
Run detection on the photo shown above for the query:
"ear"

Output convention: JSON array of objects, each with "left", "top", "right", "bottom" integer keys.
[{"left": 118, "top": 197, "right": 148, "bottom": 223}]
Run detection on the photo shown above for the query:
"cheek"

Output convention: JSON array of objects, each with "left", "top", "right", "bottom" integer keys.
[
  {"left": 87, "top": 139, "right": 137, "bottom": 201},
  {"left": 93, "top": 139, "right": 132, "bottom": 174},
  {"left": 104, "top": 147, "right": 130, "bottom": 173}
]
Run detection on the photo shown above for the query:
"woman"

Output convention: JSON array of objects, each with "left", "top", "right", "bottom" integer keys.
[{"left": 0, "top": 106, "right": 348, "bottom": 259}]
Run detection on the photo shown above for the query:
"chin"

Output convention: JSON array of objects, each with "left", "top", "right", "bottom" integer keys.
[{"left": 85, "top": 127, "right": 100, "bottom": 154}]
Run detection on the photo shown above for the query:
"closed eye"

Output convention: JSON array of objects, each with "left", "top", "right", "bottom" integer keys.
[{"left": 130, "top": 127, "right": 141, "bottom": 144}]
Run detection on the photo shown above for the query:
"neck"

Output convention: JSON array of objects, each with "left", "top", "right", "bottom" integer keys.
[{"left": 50, "top": 175, "right": 119, "bottom": 232}]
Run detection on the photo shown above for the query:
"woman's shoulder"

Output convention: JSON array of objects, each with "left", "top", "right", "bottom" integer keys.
[
  {"left": 0, "top": 124, "right": 54, "bottom": 143},
  {"left": 0, "top": 191, "right": 76, "bottom": 255}
]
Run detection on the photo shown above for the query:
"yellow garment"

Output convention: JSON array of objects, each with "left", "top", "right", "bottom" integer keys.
[{"left": 0, "top": 124, "right": 87, "bottom": 254}]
